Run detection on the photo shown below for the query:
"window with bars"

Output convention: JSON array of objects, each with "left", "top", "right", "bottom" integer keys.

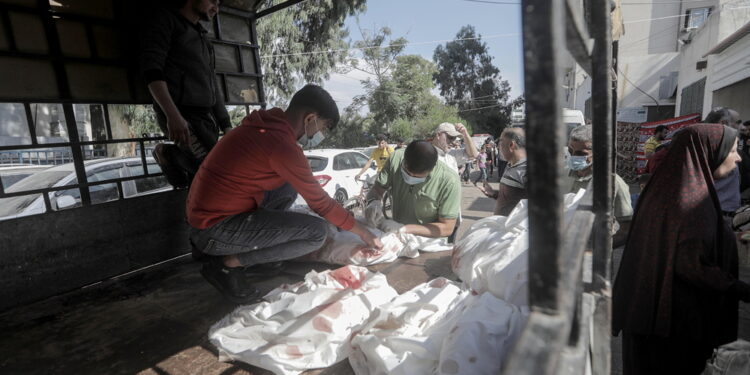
[
  {"left": 0, "top": 0, "right": 263, "bottom": 221},
  {"left": 684, "top": 7, "right": 711, "bottom": 30}
]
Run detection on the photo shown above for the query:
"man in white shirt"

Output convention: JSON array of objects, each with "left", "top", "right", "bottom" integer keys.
[
  {"left": 430, "top": 122, "right": 479, "bottom": 242},
  {"left": 431, "top": 122, "right": 479, "bottom": 173}
]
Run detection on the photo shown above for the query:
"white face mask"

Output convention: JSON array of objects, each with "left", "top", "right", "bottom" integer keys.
[
  {"left": 401, "top": 165, "right": 426, "bottom": 185},
  {"left": 298, "top": 117, "right": 326, "bottom": 149}
]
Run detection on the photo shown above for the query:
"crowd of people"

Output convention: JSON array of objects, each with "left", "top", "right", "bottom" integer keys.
[{"left": 139, "top": 2, "right": 748, "bottom": 372}]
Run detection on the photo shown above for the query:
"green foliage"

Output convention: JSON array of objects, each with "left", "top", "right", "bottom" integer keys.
[
  {"left": 318, "top": 110, "right": 372, "bottom": 149},
  {"left": 227, "top": 106, "right": 248, "bottom": 127},
  {"left": 349, "top": 26, "right": 408, "bottom": 84},
  {"left": 120, "top": 105, "right": 159, "bottom": 137},
  {"left": 433, "top": 25, "right": 513, "bottom": 137},
  {"left": 256, "top": 0, "right": 367, "bottom": 105}
]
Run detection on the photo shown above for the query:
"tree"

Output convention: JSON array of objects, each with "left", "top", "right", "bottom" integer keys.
[
  {"left": 346, "top": 26, "right": 408, "bottom": 132},
  {"left": 256, "top": 0, "right": 366, "bottom": 105},
  {"left": 433, "top": 25, "right": 513, "bottom": 136},
  {"left": 318, "top": 110, "right": 372, "bottom": 149}
]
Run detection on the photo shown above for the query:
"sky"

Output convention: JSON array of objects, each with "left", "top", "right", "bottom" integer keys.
[{"left": 321, "top": 0, "right": 524, "bottom": 111}]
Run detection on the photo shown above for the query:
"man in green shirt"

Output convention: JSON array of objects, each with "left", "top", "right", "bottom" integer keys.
[{"left": 366, "top": 140, "right": 460, "bottom": 238}]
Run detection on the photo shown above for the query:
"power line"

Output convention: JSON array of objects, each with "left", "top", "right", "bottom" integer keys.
[
  {"left": 261, "top": 32, "right": 520, "bottom": 58},
  {"left": 458, "top": 104, "right": 505, "bottom": 113},
  {"left": 617, "top": 67, "right": 660, "bottom": 108},
  {"left": 461, "top": 0, "right": 520, "bottom": 4}
]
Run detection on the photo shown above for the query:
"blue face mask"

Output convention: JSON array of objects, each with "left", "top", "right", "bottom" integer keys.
[
  {"left": 567, "top": 155, "right": 591, "bottom": 171},
  {"left": 401, "top": 166, "right": 426, "bottom": 185}
]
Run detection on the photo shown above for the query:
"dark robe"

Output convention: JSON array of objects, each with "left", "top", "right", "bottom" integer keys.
[{"left": 612, "top": 124, "right": 741, "bottom": 374}]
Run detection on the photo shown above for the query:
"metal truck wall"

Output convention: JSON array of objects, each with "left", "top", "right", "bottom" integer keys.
[{"left": 0, "top": 190, "right": 188, "bottom": 312}]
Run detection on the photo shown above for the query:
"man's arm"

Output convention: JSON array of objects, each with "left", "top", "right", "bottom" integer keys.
[
  {"left": 355, "top": 159, "right": 375, "bottom": 179},
  {"left": 403, "top": 217, "right": 457, "bottom": 238},
  {"left": 148, "top": 81, "right": 190, "bottom": 146},
  {"left": 455, "top": 123, "right": 479, "bottom": 159},
  {"left": 212, "top": 85, "right": 232, "bottom": 134},
  {"left": 140, "top": 10, "right": 190, "bottom": 145}
]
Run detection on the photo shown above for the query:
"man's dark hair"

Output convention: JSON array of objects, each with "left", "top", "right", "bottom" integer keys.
[
  {"left": 704, "top": 107, "right": 740, "bottom": 126},
  {"left": 744, "top": 120, "right": 750, "bottom": 127},
  {"left": 287, "top": 84, "right": 340, "bottom": 129},
  {"left": 376, "top": 134, "right": 387, "bottom": 142},
  {"left": 655, "top": 125, "right": 668, "bottom": 134},
  {"left": 397, "top": 137, "right": 405, "bottom": 143},
  {"left": 404, "top": 140, "right": 438, "bottom": 174},
  {"left": 501, "top": 127, "right": 526, "bottom": 149}
]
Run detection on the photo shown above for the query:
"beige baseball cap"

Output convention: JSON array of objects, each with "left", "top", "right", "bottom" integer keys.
[{"left": 435, "top": 122, "right": 462, "bottom": 137}]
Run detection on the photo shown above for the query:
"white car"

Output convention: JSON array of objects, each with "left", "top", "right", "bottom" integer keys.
[
  {"left": 0, "top": 157, "right": 171, "bottom": 221},
  {"left": 300, "top": 149, "right": 378, "bottom": 205}
]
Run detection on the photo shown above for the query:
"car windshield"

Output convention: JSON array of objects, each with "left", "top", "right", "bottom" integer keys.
[
  {"left": 307, "top": 157, "right": 328, "bottom": 172},
  {"left": 0, "top": 170, "right": 70, "bottom": 218}
]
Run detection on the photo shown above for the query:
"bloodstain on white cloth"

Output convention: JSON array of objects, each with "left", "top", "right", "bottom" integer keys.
[
  {"left": 312, "top": 316, "right": 333, "bottom": 333},
  {"left": 285, "top": 345, "right": 303, "bottom": 359},
  {"left": 319, "top": 301, "right": 343, "bottom": 319},
  {"left": 329, "top": 266, "right": 366, "bottom": 290}
]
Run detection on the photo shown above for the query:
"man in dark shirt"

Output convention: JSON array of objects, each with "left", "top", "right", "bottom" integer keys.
[
  {"left": 479, "top": 128, "right": 528, "bottom": 216},
  {"left": 705, "top": 107, "right": 742, "bottom": 214},
  {"left": 140, "top": 0, "right": 231, "bottom": 187}
]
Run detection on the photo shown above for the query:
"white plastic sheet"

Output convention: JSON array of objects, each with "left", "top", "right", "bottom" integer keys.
[
  {"left": 349, "top": 280, "right": 525, "bottom": 375},
  {"left": 452, "top": 190, "right": 586, "bottom": 307},
  {"left": 209, "top": 266, "right": 399, "bottom": 375}
]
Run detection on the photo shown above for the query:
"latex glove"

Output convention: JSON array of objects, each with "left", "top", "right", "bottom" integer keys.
[
  {"left": 379, "top": 219, "right": 403, "bottom": 234},
  {"left": 365, "top": 200, "right": 384, "bottom": 228}
]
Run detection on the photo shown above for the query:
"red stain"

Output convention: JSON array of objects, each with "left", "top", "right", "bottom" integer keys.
[
  {"left": 285, "top": 345, "right": 303, "bottom": 359},
  {"left": 471, "top": 290, "right": 479, "bottom": 295},
  {"left": 319, "top": 301, "right": 343, "bottom": 318},
  {"left": 313, "top": 316, "right": 333, "bottom": 333},
  {"left": 330, "top": 266, "right": 364, "bottom": 290}
]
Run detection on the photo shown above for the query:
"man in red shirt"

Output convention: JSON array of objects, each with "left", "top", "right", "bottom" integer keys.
[{"left": 187, "top": 85, "right": 382, "bottom": 303}]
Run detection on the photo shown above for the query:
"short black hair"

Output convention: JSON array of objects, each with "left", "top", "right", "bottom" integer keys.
[
  {"left": 404, "top": 140, "right": 437, "bottom": 174},
  {"left": 655, "top": 125, "right": 668, "bottom": 134},
  {"left": 396, "top": 137, "right": 405, "bottom": 143},
  {"left": 287, "top": 84, "right": 340, "bottom": 129},
  {"left": 376, "top": 134, "right": 387, "bottom": 142}
]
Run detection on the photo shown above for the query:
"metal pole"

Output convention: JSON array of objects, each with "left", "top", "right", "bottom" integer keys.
[
  {"left": 590, "top": 1, "right": 613, "bottom": 373},
  {"left": 522, "top": 0, "right": 566, "bottom": 313}
]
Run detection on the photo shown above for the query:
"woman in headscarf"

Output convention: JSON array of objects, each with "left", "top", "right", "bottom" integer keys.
[{"left": 613, "top": 123, "right": 750, "bottom": 374}]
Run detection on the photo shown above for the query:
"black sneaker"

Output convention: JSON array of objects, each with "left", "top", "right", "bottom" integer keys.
[
  {"left": 152, "top": 144, "right": 189, "bottom": 189},
  {"left": 243, "top": 261, "right": 286, "bottom": 280},
  {"left": 201, "top": 258, "right": 261, "bottom": 304}
]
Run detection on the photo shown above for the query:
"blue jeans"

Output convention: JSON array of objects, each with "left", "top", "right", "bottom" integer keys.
[
  {"left": 189, "top": 183, "right": 327, "bottom": 267},
  {"left": 473, "top": 167, "right": 488, "bottom": 183}
]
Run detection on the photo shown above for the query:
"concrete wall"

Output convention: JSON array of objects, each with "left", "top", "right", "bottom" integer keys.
[
  {"left": 613, "top": 0, "right": 689, "bottom": 119},
  {"left": 0, "top": 190, "right": 189, "bottom": 312},
  {"left": 675, "top": 1, "right": 750, "bottom": 118}
]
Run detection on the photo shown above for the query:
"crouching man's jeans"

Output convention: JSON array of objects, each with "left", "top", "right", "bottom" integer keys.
[{"left": 189, "top": 183, "right": 328, "bottom": 267}]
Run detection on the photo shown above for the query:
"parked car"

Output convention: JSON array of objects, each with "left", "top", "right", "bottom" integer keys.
[
  {"left": 0, "top": 157, "right": 171, "bottom": 221},
  {"left": 297, "top": 149, "right": 378, "bottom": 206},
  {"left": 0, "top": 164, "right": 52, "bottom": 190}
]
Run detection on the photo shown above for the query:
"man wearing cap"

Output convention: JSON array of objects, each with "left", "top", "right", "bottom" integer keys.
[{"left": 431, "top": 122, "right": 479, "bottom": 174}]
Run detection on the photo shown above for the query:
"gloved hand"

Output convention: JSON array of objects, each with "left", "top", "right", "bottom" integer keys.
[
  {"left": 733, "top": 280, "right": 750, "bottom": 303},
  {"left": 365, "top": 200, "right": 384, "bottom": 228},
  {"left": 378, "top": 219, "right": 403, "bottom": 233}
]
